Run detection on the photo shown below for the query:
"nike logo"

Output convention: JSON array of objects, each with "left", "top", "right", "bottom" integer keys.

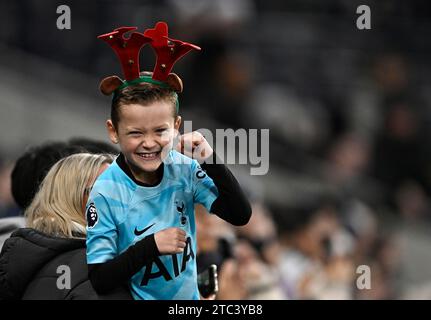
[{"left": 134, "top": 223, "right": 155, "bottom": 236}]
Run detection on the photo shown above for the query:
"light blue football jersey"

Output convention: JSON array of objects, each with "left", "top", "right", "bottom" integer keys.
[{"left": 85, "top": 150, "right": 219, "bottom": 300}]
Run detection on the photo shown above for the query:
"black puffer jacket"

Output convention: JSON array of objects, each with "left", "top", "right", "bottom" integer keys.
[{"left": 0, "top": 228, "right": 131, "bottom": 300}]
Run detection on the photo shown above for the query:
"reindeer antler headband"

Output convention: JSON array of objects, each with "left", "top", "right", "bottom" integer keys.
[{"left": 98, "top": 21, "right": 201, "bottom": 99}]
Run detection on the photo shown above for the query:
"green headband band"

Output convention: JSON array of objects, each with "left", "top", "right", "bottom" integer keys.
[{"left": 113, "top": 75, "right": 179, "bottom": 113}]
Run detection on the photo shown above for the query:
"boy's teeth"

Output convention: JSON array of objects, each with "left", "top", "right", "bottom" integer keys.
[{"left": 138, "top": 152, "right": 158, "bottom": 159}]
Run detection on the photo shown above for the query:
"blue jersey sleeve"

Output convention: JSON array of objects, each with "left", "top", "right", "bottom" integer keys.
[
  {"left": 191, "top": 159, "right": 219, "bottom": 212},
  {"left": 86, "top": 192, "right": 119, "bottom": 264}
]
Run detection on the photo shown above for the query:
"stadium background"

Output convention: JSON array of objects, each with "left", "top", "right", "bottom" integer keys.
[{"left": 1, "top": 0, "right": 431, "bottom": 299}]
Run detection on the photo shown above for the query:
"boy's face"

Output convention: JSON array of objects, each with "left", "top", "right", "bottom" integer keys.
[{"left": 107, "top": 100, "right": 181, "bottom": 176}]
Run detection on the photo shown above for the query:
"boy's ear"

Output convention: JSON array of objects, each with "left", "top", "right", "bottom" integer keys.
[
  {"left": 174, "top": 115, "right": 182, "bottom": 131},
  {"left": 106, "top": 119, "right": 119, "bottom": 144}
]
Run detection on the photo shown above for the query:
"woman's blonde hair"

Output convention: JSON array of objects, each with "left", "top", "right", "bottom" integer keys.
[{"left": 25, "top": 153, "right": 114, "bottom": 238}]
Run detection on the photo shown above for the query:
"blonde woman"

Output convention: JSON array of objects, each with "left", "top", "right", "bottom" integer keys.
[{"left": 0, "top": 153, "right": 131, "bottom": 300}]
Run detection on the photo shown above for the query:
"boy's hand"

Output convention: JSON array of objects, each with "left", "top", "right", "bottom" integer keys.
[
  {"left": 176, "top": 131, "right": 213, "bottom": 163},
  {"left": 154, "top": 227, "right": 187, "bottom": 255}
]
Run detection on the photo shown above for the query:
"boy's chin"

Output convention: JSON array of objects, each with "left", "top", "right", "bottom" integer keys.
[
  {"left": 133, "top": 156, "right": 162, "bottom": 172},
  {"left": 139, "top": 161, "right": 161, "bottom": 172}
]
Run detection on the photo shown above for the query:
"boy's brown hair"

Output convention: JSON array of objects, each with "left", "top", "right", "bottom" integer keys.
[{"left": 111, "top": 83, "right": 178, "bottom": 129}]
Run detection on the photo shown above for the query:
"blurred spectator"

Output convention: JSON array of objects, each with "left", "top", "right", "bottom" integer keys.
[
  {"left": 395, "top": 181, "right": 431, "bottom": 221},
  {"left": 216, "top": 258, "right": 248, "bottom": 300},
  {"left": 11, "top": 142, "right": 84, "bottom": 210},
  {"left": 195, "top": 204, "right": 235, "bottom": 274},
  {"left": 237, "top": 202, "right": 281, "bottom": 266},
  {"left": 373, "top": 97, "right": 431, "bottom": 208},
  {"left": 326, "top": 133, "right": 371, "bottom": 187},
  {"left": 276, "top": 196, "right": 358, "bottom": 299},
  {"left": 195, "top": 204, "right": 242, "bottom": 299},
  {"left": 235, "top": 202, "right": 287, "bottom": 299},
  {"left": 68, "top": 137, "right": 119, "bottom": 155}
]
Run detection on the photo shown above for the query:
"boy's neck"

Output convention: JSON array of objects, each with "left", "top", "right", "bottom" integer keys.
[{"left": 117, "top": 153, "right": 163, "bottom": 187}]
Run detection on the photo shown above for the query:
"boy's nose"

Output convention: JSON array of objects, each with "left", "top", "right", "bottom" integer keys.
[{"left": 140, "top": 137, "right": 158, "bottom": 150}]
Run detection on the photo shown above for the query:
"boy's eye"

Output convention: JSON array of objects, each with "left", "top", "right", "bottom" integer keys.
[
  {"left": 128, "top": 131, "right": 142, "bottom": 136},
  {"left": 156, "top": 128, "right": 168, "bottom": 134}
]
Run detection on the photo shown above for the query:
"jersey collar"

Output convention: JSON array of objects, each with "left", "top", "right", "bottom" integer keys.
[{"left": 116, "top": 153, "right": 164, "bottom": 188}]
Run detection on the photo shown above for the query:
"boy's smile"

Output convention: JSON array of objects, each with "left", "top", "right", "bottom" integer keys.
[
  {"left": 107, "top": 100, "right": 181, "bottom": 185},
  {"left": 136, "top": 151, "right": 161, "bottom": 160}
]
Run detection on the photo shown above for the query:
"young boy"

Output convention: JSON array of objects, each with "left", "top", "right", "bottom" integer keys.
[{"left": 85, "top": 22, "right": 251, "bottom": 300}]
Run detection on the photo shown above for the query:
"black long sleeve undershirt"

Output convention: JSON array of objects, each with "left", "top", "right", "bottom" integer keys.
[
  {"left": 201, "top": 153, "right": 252, "bottom": 226},
  {"left": 88, "top": 153, "right": 251, "bottom": 294},
  {"left": 88, "top": 234, "right": 159, "bottom": 294}
]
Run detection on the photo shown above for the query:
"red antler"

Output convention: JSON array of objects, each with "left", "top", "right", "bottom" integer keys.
[
  {"left": 98, "top": 27, "right": 151, "bottom": 81},
  {"left": 144, "top": 22, "right": 201, "bottom": 81}
]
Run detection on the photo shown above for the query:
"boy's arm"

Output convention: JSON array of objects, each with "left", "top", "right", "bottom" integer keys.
[
  {"left": 178, "top": 131, "right": 252, "bottom": 226},
  {"left": 88, "top": 234, "right": 159, "bottom": 294},
  {"left": 89, "top": 228, "right": 187, "bottom": 294},
  {"left": 200, "top": 153, "right": 252, "bottom": 226}
]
